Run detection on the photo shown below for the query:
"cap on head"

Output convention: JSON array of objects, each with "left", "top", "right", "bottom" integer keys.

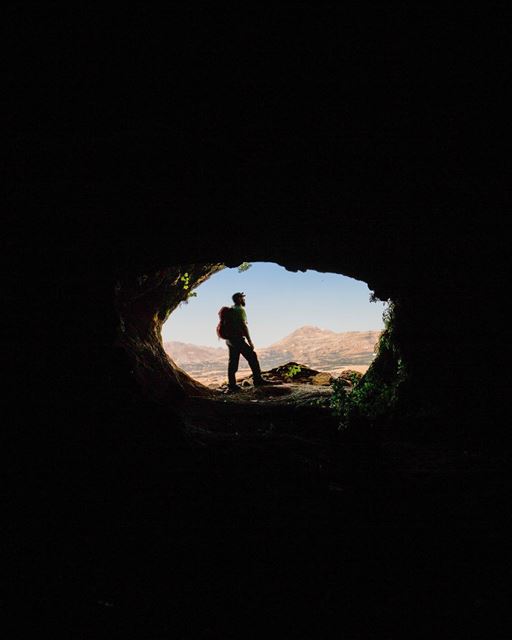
[{"left": 232, "top": 292, "right": 245, "bottom": 303}]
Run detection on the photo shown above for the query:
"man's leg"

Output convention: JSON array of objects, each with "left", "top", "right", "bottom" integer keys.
[
  {"left": 226, "top": 340, "right": 241, "bottom": 388},
  {"left": 238, "top": 340, "right": 264, "bottom": 383}
]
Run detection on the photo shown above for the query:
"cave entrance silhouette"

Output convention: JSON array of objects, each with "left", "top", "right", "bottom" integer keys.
[
  {"left": 113, "top": 260, "right": 398, "bottom": 434},
  {"left": 160, "top": 261, "right": 387, "bottom": 390}
]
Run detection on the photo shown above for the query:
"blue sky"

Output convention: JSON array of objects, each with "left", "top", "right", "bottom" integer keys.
[{"left": 162, "top": 262, "right": 387, "bottom": 348}]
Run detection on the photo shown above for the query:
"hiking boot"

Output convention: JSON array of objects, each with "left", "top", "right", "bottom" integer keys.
[
  {"left": 227, "top": 384, "right": 242, "bottom": 392},
  {"left": 253, "top": 378, "right": 273, "bottom": 386}
]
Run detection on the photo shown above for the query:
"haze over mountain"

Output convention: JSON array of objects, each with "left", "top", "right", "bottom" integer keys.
[{"left": 164, "top": 326, "right": 382, "bottom": 384}]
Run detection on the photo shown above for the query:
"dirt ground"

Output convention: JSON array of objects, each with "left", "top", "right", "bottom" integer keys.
[
  {"left": 191, "top": 364, "right": 370, "bottom": 387},
  {"left": 214, "top": 381, "right": 333, "bottom": 405}
]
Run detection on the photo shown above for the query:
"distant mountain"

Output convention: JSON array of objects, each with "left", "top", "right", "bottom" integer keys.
[
  {"left": 163, "top": 341, "right": 225, "bottom": 364},
  {"left": 164, "top": 326, "right": 382, "bottom": 383},
  {"left": 262, "top": 326, "right": 381, "bottom": 370}
]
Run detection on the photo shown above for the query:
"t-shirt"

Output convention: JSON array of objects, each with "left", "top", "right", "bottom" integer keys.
[{"left": 230, "top": 304, "right": 247, "bottom": 337}]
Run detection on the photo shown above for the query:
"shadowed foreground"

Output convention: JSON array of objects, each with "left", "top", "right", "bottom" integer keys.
[{"left": 10, "top": 397, "right": 510, "bottom": 638}]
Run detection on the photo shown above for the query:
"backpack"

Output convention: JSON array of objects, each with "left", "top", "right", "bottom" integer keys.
[{"left": 216, "top": 306, "right": 236, "bottom": 339}]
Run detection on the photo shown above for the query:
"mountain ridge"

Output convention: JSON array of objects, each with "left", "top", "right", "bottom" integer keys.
[{"left": 164, "top": 326, "right": 382, "bottom": 382}]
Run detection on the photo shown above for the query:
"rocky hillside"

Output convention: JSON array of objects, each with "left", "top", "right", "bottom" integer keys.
[
  {"left": 164, "top": 341, "right": 226, "bottom": 364},
  {"left": 164, "top": 326, "right": 382, "bottom": 382},
  {"left": 261, "top": 326, "right": 381, "bottom": 369}
]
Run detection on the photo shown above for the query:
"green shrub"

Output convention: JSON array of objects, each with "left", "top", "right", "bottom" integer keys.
[
  {"left": 330, "top": 302, "right": 407, "bottom": 429},
  {"left": 284, "top": 364, "right": 302, "bottom": 380}
]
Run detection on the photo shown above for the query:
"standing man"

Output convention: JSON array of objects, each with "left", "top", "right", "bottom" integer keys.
[{"left": 225, "top": 292, "right": 269, "bottom": 392}]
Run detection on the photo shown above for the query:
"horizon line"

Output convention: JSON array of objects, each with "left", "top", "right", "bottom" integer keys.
[{"left": 163, "top": 325, "right": 383, "bottom": 349}]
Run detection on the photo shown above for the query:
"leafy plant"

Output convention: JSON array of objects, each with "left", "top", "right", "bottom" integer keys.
[
  {"left": 329, "top": 378, "right": 352, "bottom": 421},
  {"left": 237, "top": 262, "right": 252, "bottom": 273},
  {"left": 344, "top": 370, "right": 362, "bottom": 386},
  {"left": 180, "top": 272, "right": 191, "bottom": 290},
  {"left": 179, "top": 272, "right": 197, "bottom": 303},
  {"left": 330, "top": 301, "right": 407, "bottom": 430},
  {"left": 284, "top": 364, "right": 302, "bottom": 380}
]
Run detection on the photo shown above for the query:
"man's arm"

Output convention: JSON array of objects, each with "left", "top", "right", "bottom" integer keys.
[
  {"left": 241, "top": 308, "right": 254, "bottom": 349},
  {"left": 243, "top": 323, "right": 254, "bottom": 349}
]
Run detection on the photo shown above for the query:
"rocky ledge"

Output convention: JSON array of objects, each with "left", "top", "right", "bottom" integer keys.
[{"left": 198, "top": 362, "right": 365, "bottom": 412}]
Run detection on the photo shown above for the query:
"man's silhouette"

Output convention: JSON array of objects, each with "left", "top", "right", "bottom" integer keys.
[{"left": 225, "top": 292, "right": 269, "bottom": 391}]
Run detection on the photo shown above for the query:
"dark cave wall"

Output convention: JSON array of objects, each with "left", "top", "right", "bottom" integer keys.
[
  {"left": 5, "top": 15, "right": 509, "bottom": 639},
  {"left": 12, "top": 118, "right": 505, "bottom": 447},
  {"left": 7, "top": 29, "right": 507, "bottom": 444},
  {"left": 42, "top": 207, "right": 499, "bottom": 443},
  {"left": 114, "top": 263, "right": 224, "bottom": 402}
]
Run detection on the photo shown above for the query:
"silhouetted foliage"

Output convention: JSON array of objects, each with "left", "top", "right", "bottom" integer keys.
[{"left": 330, "top": 302, "right": 407, "bottom": 429}]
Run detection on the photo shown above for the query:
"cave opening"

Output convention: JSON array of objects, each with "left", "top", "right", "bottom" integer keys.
[
  {"left": 114, "top": 259, "right": 401, "bottom": 435},
  {"left": 10, "top": 12, "right": 508, "bottom": 634},
  {"left": 161, "top": 261, "right": 387, "bottom": 390}
]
